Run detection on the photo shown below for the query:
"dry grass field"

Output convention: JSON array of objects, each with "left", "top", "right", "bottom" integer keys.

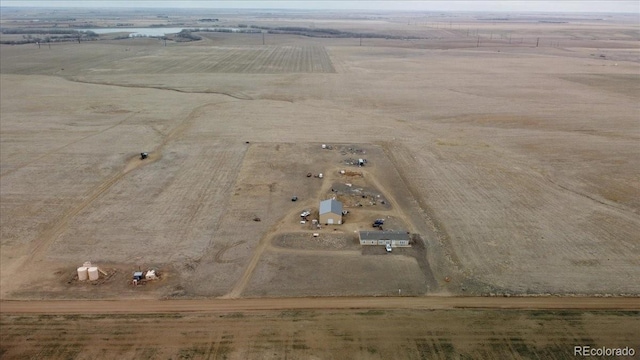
[
  {"left": 1, "top": 8, "right": 639, "bottom": 308},
  {"left": 2, "top": 309, "right": 639, "bottom": 359}
]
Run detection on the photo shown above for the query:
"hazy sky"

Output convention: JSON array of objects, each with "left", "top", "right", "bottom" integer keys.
[{"left": 1, "top": 1, "right": 639, "bottom": 13}]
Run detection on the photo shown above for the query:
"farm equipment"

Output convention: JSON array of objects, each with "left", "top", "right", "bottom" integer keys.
[{"left": 132, "top": 269, "right": 159, "bottom": 286}]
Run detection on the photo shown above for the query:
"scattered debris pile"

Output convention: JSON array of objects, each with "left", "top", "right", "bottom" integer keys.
[
  {"left": 343, "top": 158, "right": 368, "bottom": 167},
  {"left": 339, "top": 146, "right": 366, "bottom": 155},
  {"left": 339, "top": 169, "right": 363, "bottom": 177},
  {"left": 329, "top": 183, "right": 389, "bottom": 208}
]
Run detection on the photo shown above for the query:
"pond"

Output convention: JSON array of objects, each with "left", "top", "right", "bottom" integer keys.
[
  {"left": 77, "top": 27, "right": 185, "bottom": 36},
  {"left": 76, "top": 27, "right": 246, "bottom": 37}
]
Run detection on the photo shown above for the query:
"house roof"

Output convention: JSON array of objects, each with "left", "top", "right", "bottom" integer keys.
[
  {"left": 359, "top": 230, "right": 410, "bottom": 241},
  {"left": 319, "top": 199, "right": 343, "bottom": 215}
]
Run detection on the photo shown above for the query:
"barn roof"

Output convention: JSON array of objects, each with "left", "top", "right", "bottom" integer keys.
[
  {"left": 319, "top": 199, "right": 343, "bottom": 215},
  {"left": 359, "top": 230, "right": 410, "bottom": 241}
]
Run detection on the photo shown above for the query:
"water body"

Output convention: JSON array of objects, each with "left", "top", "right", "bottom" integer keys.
[
  {"left": 77, "top": 27, "right": 244, "bottom": 37},
  {"left": 77, "top": 27, "right": 185, "bottom": 36}
]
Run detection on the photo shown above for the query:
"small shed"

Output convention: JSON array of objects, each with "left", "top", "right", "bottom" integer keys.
[
  {"left": 319, "top": 199, "right": 343, "bottom": 225},
  {"left": 359, "top": 230, "right": 411, "bottom": 247}
]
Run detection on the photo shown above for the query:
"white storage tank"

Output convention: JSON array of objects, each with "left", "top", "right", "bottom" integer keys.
[
  {"left": 87, "top": 267, "right": 99, "bottom": 281},
  {"left": 77, "top": 267, "right": 88, "bottom": 281}
]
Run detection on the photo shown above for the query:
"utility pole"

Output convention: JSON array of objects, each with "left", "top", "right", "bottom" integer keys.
[
  {"left": 477, "top": 36, "right": 480, "bottom": 47},
  {"left": 359, "top": 36, "right": 362, "bottom": 46},
  {"left": 262, "top": 32, "right": 265, "bottom": 45},
  {"left": 536, "top": 37, "right": 539, "bottom": 47}
]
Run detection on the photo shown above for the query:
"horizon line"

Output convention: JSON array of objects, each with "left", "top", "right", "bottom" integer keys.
[{"left": 0, "top": 5, "right": 637, "bottom": 14}]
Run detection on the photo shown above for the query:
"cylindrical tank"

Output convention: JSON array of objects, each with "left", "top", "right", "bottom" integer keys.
[
  {"left": 88, "top": 267, "right": 99, "bottom": 281},
  {"left": 77, "top": 267, "right": 88, "bottom": 281}
]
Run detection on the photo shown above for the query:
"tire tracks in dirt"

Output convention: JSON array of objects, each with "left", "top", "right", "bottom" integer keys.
[
  {"left": 224, "top": 162, "right": 439, "bottom": 298},
  {"left": 223, "top": 168, "right": 341, "bottom": 299},
  {"left": 0, "top": 111, "right": 140, "bottom": 179},
  {"left": 222, "top": 226, "right": 280, "bottom": 299},
  {"left": 214, "top": 240, "right": 247, "bottom": 264},
  {"left": 267, "top": 243, "right": 361, "bottom": 257},
  {"left": 545, "top": 175, "right": 636, "bottom": 214},
  {"left": 67, "top": 77, "right": 254, "bottom": 100},
  {"left": 353, "top": 166, "right": 439, "bottom": 290},
  {"left": 22, "top": 101, "right": 224, "bottom": 268},
  {"left": 381, "top": 142, "right": 461, "bottom": 269}
]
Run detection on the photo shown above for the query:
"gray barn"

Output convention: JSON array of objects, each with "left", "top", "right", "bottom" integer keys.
[{"left": 319, "top": 199, "right": 343, "bottom": 225}]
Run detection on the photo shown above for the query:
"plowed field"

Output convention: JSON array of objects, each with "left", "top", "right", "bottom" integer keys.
[{"left": 1, "top": 11, "right": 639, "bottom": 302}]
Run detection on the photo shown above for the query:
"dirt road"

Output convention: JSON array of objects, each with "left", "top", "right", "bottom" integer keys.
[{"left": 1, "top": 296, "right": 638, "bottom": 314}]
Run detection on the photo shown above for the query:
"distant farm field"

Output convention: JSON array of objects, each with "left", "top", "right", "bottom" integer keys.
[
  {"left": 0, "top": 44, "right": 336, "bottom": 75},
  {"left": 113, "top": 45, "right": 336, "bottom": 74}
]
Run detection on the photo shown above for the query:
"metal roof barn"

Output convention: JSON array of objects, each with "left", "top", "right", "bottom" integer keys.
[{"left": 319, "top": 199, "right": 343, "bottom": 225}]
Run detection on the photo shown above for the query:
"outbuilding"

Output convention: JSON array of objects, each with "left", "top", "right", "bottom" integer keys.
[
  {"left": 359, "top": 230, "right": 411, "bottom": 247},
  {"left": 319, "top": 199, "right": 343, "bottom": 225}
]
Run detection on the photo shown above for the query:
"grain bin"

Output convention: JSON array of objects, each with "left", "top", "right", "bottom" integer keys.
[
  {"left": 88, "top": 267, "right": 99, "bottom": 281},
  {"left": 77, "top": 267, "right": 88, "bottom": 281}
]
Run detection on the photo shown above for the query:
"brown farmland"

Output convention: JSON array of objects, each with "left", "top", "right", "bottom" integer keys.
[{"left": 2, "top": 307, "right": 639, "bottom": 360}]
